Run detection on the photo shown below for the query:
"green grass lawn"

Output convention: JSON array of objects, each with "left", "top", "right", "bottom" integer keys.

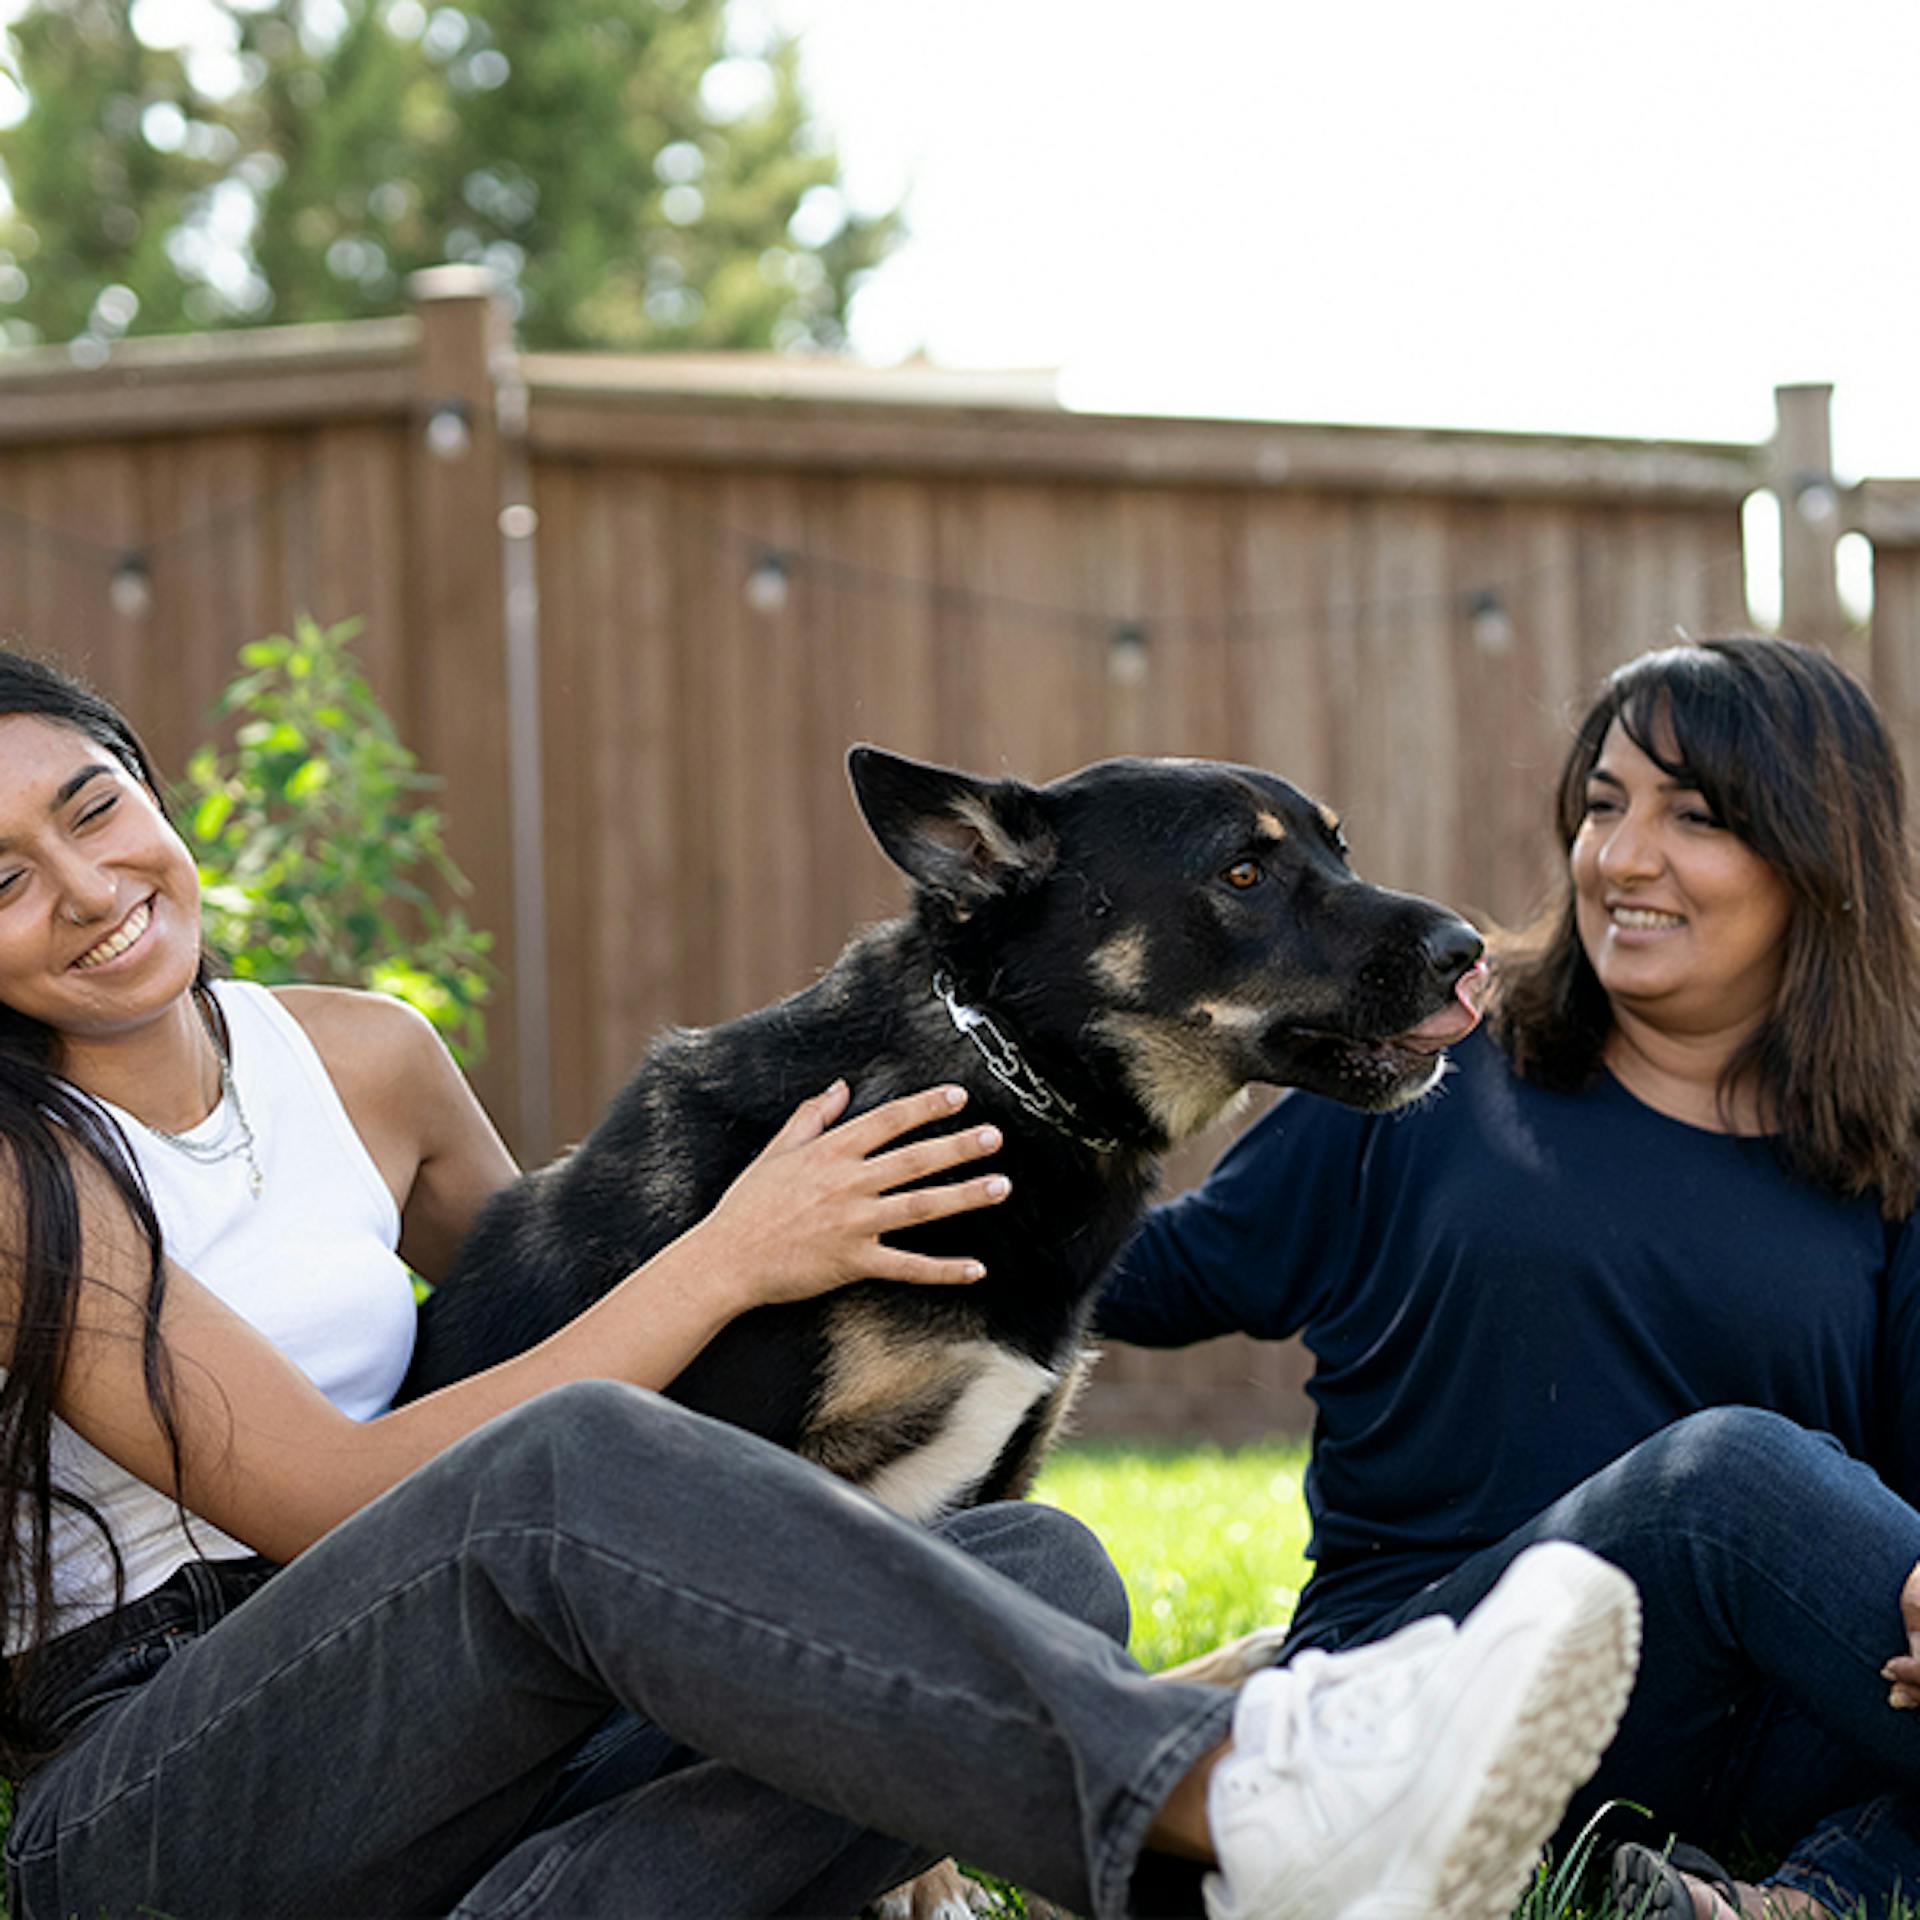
[{"left": 1034, "top": 1441, "right": 1315, "bottom": 1674}]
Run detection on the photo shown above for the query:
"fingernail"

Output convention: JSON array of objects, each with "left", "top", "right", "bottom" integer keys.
[
  {"left": 825, "top": 1078, "right": 846, "bottom": 1096},
  {"left": 945, "top": 1085, "right": 967, "bottom": 1108},
  {"left": 964, "top": 1261, "right": 986, "bottom": 1280},
  {"left": 986, "top": 1175, "right": 1011, "bottom": 1198},
  {"left": 976, "top": 1127, "right": 1001, "bottom": 1149}
]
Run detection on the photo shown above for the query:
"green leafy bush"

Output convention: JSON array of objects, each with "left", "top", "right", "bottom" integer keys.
[{"left": 179, "top": 615, "right": 494, "bottom": 1064}]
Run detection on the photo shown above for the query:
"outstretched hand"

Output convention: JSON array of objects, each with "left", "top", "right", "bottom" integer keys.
[
  {"left": 689, "top": 1081, "right": 1009, "bottom": 1312},
  {"left": 1881, "top": 1560, "right": 1920, "bottom": 1708}
]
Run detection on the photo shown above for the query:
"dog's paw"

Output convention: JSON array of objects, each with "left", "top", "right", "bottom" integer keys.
[
  {"left": 1154, "top": 1622, "right": 1292, "bottom": 1686},
  {"left": 872, "top": 1858, "right": 999, "bottom": 1920}
]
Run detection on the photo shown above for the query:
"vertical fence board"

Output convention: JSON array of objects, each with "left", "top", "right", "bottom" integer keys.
[
  {"left": 1233, "top": 495, "right": 1337, "bottom": 802},
  {"left": 533, "top": 458, "right": 591, "bottom": 1142},
  {"left": 805, "top": 475, "right": 943, "bottom": 950},
  {"left": 1873, "top": 545, "right": 1920, "bottom": 794},
  {"left": 1493, "top": 503, "right": 1585, "bottom": 926},
  {"left": 605, "top": 472, "right": 683, "bottom": 1105}
]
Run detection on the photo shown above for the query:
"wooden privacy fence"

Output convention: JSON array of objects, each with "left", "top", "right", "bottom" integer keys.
[{"left": 3, "top": 267, "right": 1913, "bottom": 1441}]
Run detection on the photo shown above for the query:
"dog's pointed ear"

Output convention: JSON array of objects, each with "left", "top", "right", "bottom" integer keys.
[{"left": 849, "top": 746, "right": 1056, "bottom": 912}]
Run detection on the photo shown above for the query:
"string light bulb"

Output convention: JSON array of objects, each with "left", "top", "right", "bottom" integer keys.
[
  {"left": 425, "top": 401, "right": 473, "bottom": 461},
  {"left": 744, "top": 551, "right": 791, "bottom": 614},
  {"left": 1467, "top": 589, "right": 1514, "bottom": 656},
  {"left": 1792, "top": 475, "right": 1841, "bottom": 529},
  {"left": 108, "top": 551, "right": 154, "bottom": 620},
  {"left": 1108, "top": 622, "right": 1150, "bottom": 686}
]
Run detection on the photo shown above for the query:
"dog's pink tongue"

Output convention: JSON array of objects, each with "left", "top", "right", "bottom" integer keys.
[{"left": 1399, "top": 958, "right": 1489, "bottom": 1052}]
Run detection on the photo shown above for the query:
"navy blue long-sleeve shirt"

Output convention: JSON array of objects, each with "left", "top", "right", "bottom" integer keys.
[{"left": 1097, "top": 1030, "right": 1920, "bottom": 1645}]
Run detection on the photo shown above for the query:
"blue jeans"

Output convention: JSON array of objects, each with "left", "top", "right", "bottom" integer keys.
[
  {"left": 6, "top": 1381, "right": 1233, "bottom": 1920},
  {"left": 1310, "top": 1408, "right": 1920, "bottom": 1915}
]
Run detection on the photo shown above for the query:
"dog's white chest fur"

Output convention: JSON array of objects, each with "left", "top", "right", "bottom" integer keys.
[
  {"left": 802, "top": 1304, "right": 1066, "bottom": 1524},
  {"left": 863, "top": 1344, "right": 1060, "bottom": 1522}
]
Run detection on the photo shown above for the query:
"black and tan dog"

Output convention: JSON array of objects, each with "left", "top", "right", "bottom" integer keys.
[{"left": 402, "top": 747, "right": 1484, "bottom": 1522}]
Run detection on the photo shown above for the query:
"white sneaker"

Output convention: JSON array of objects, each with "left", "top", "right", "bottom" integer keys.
[{"left": 1202, "top": 1541, "right": 1641, "bottom": 1920}]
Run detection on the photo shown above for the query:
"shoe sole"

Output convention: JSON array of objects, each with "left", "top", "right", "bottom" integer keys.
[{"left": 1343, "top": 1543, "right": 1643, "bottom": 1920}]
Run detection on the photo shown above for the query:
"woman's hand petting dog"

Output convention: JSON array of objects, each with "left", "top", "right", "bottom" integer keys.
[{"left": 688, "top": 1082, "right": 1009, "bottom": 1310}]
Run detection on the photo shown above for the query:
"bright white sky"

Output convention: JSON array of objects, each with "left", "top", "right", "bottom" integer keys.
[
  {"left": 755, "top": 0, "right": 1920, "bottom": 482},
  {"left": 4, "top": 0, "right": 1916, "bottom": 480}
]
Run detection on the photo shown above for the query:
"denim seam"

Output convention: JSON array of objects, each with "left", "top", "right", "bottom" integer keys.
[
  {"left": 1766, "top": 1862, "right": 1866, "bottom": 1915},
  {"left": 1089, "top": 1690, "right": 1235, "bottom": 1920},
  {"left": 1768, "top": 1798, "right": 1909, "bottom": 1913},
  {"left": 452, "top": 1793, "right": 635, "bottom": 1920},
  {"left": 1616, "top": 1520, "right": 1900, "bottom": 1682},
  {"left": 535, "top": 1524, "right": 1064, "bottom": 1730}
]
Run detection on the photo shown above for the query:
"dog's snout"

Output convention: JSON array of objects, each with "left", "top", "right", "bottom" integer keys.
[{"left": 1423, "top": 917, "right": 1485, "bottom": 982}]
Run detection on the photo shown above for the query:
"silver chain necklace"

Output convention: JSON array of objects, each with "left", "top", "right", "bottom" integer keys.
[{"left": 138, "top": 994, "right": 265, "bottom": 1200}]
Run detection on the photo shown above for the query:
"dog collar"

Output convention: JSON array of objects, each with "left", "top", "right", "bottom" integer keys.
[{"left": 931, "top": 971, "right": 1121, "bottom": 1155}]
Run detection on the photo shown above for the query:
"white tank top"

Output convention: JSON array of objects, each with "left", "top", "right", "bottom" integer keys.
[{"left": 6, "top": 981, "right": 417, "bottom": 1652}]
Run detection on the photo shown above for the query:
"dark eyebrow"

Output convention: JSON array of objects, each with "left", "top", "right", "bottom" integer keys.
[
  {"left": 0, "top": 764, "right": 117, "bottom": 857},
  {"left": 56, "top": 765, "right": 116, "bottom": 807},
  {"left": 1587, "top": 766, "right": 1702, "bottom": 795}
]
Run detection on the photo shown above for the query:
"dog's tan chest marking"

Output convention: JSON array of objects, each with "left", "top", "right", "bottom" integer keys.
[
  {"left": 1094, "top": 1008, "right": 1247, "bottom": 1144},
  {"left": 806, "top": 1304, "right": 1063, "bottom": 1523}
]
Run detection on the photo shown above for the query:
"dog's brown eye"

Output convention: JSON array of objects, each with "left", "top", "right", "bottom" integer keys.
[{"left": 1224, "top": 860, "right": 1263, "bottom": 890}]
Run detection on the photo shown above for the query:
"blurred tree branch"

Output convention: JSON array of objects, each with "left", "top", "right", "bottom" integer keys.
[{"left": 0, "top": 0, "right": 901, "bottom": 352}]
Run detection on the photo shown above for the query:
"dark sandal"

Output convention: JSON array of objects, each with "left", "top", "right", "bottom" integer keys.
[{"left": 1611, "top": 1840, "right": 1742, "bottom": 1916}]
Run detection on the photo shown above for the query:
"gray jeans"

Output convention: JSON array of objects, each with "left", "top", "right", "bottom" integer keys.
[{"left": 6, "top": 1381, "right": 1233, "bottom": 1920}]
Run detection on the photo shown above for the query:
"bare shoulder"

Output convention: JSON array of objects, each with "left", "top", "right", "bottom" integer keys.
[
  {"left": 272, "top": 981, "right": 435, "bottom": 1047},
  {"left": 271, "top": 984, "right": 450, "bottom": 1092},
  {"left": 264, "top": 986, "right": 508, "bottom": 1232}
]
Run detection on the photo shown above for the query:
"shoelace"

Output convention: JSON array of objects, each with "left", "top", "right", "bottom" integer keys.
[{"left": 1251, "top": 1619, "right": 1456, "bottom": 1832}]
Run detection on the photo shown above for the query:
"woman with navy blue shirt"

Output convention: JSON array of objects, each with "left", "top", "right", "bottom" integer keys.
[{"left": 1101, "top": 636, "right": 1920, "bottom": 1918}]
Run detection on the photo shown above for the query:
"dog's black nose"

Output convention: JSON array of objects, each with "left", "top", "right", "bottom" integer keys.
[{"left": 1423, "top": 917, "right": 1485, "bottom": 982}]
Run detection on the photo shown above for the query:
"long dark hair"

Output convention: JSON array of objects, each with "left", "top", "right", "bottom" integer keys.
[
  {"left": 0, "top": 649, "right": 203, "bottom": 1773},
  {"left": 1492, "top": 636, "right": 1920, "bottom": 1216}
]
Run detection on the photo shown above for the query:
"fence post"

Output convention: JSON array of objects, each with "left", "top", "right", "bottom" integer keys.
[
  {"left": 406, "top": 266, "right": 536, "bottom": 1153},
  {"left": 1857, "top": 486, "right": 1920, "bottom": 811},
  {"left": 1770, "top": 384, "right": 1852, "bottom": 665}
]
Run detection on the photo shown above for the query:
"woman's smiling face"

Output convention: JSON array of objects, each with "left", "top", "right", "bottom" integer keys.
[
  {"left": 1571, "top": 719, "right": 1793, "bottom": 1040},
  {"left": 0, "top": 714, "right": 203, "bottom": 1044}
]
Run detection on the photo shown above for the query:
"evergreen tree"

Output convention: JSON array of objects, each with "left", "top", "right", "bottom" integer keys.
[
  {"left": 0, "top": 0, "right": 898, "bottom": 351},
  {"left": 0, "top": 0, "right": 234, "bottom": 343}
]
